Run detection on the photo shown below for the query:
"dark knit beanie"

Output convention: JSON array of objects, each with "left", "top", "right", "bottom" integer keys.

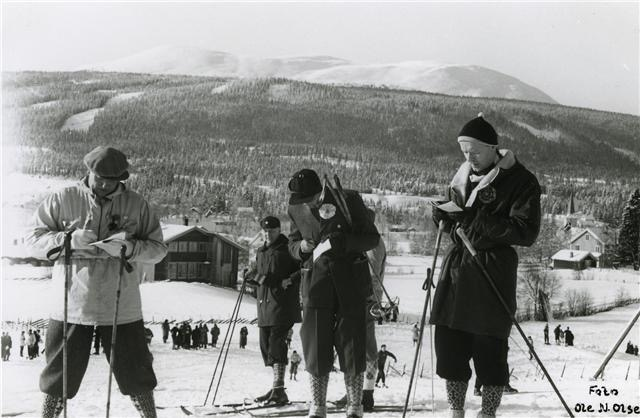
[
  {"left": 457, "top": 113, "right": 498, "bottom": 145},
  {"left": 259, "top": 216, "right": 281, "bottom": 229},
  {"left": 288, "top": 168, "right": 323, "bottom": 204}
]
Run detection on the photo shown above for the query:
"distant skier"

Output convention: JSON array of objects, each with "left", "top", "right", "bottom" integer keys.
[
  {"left": 239, "top": 326, "right": 248, "bottom": 349},
  {"left": 290, "top": 350, "right": 302, "bottom": 381},
  {"left": 412, "top": 323, "right": 420, "bottom": 346},
  {"left": 543, "top": 323, "right": 549, "bottom": 345},
  {"left": 20, "top": 331, "right": 25, "bottom": 357},
  {"left": 554, "top": 324, "right": 562, "bottom": 345},
  {"left": 171, "top": 325, "right": 180, "bottom": 350},
  {"left": 374, "top": 345, "right": 397, "bottom": 388},
  {"left": 564, "top": 327, "right": 574, "bottom": 346},
  {"left": 162, "top": 320, "right": 170, "bottom": 344},
  {"left": 210, "top": 323, "right": 220, "bottom": 347},
  {"left": 527, "top": 336, "right": 534, "bottom": 360}
]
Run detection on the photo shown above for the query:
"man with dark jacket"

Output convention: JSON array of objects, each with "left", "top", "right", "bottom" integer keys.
[
  {"left": 429, "top": 114, "right": 541, "bottom": 418},
  {"left": 210, "top": 323, "right": 220, "bottom": 347},
  {"left": 161, "top": 320, "right": 170, "bottom": 344},
  {"left": 287, "top": 168, "right": 380, "bottom": 418},
  {"left": 374, "top": 345, "right": 396, "bottom": 388},
  {"left": 247, "top": 216, "right": 302, "bottom": 405}
]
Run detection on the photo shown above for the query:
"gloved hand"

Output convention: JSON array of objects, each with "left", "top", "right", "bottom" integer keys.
[
  {"left": 70, "top": 229, "right": 97, "bottom": 250},
  {"left": 432, "top": 205, "right": 452, "bottom": 226},
  {"left": 99, "top": 240, "right": 134, "bottom": 258},
  {"left": 281, "top": 277, "right": 294, "bottom": 290},
  {"left": 300, "top": 239, "right": 316, "bottom": 253},
  {"left": 448, "top": 209, "right": 473, "bottom": 226}
]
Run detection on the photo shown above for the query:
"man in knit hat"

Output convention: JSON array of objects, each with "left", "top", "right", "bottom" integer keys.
[
  {"left": 27, "top": 146, "right": 167, "bottom": 418},
  {"left": 429, "top": 114, "right": 541, "bottom": 418},
  {"left": 247, "top": 215, "right": 302, "bottom": 406},
  {"left": 287, "top": 168, "right": 380, "bottom": 418}
]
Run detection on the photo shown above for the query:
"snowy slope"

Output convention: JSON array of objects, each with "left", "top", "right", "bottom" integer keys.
[{"left": 85, "top": 46, "right": 555, "bottom": 104}]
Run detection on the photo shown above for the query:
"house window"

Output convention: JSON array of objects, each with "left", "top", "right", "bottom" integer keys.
[
  {"left": 575, "top": 245, "right": 580, "bottom": 250},
  {"left": 198, "top": 242, "right": 209, "bottom": 252},
  {"left": 168, "top": 262, "right": 177, "bottom": 279},
  {"left": 178, "top": 241, "right": 189, "bottom": 252},
  {"left": 177, "top": 262, "right": 188, "bottom": 279},
  {"left": 189, "top": 241, "right": 199, "bottom": 252},
  {"left": 596, "top": 245, "right": 601, "bottom": 252},
  {"left": 168, "top": 242, "right": 178, "bottom": 252},
  {"left": 585, "top": 234, "right": 589, "bottom": 241}
]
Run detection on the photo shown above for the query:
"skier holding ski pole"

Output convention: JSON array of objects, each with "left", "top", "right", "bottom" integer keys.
[
  {"left": 287, "top": 168, "right": 380, "bottom": 418},
  {"left": 27, "top": 146, "right": 167, "bottom": 418},
  {"left": 428, "top": 113, "right": 545, "bottom": 418},
  {"left": 246, "top": 215, "right": 302, "bottom": 406}
]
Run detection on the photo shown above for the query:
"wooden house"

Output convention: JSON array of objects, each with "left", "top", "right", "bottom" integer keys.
[{"left": 154, "top": 223, "right": 244, "bottom": 287}]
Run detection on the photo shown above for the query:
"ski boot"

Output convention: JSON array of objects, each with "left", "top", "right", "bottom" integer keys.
[
  {"left": 503, "top": 384, "right": 518, "bottom": 394},
  {"left": 254, "top": 389, "right": 273, "bottom": 403},
  {"left": 334, "top": 394, "right": 347, "bottom": 408},
  {"left": 266, "top": 387, "right": 289, "bottom": 406}
]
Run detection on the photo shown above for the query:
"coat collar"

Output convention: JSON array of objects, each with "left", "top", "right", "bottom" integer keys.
[
  {"left": 80, "top": 176, "right": 126, "bottom": 202},
  {"left": 260, "top": 234, "right": 288, "bottom": 252},
  {"left": 451, "top": 149, "right": 517, "bottom": 208}
]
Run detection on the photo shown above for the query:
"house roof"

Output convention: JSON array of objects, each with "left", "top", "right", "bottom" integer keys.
[
  {"left": 160, "top": 224, "right": 244, "bottom": 250},
  {"left": 551, "top": 249, "right": 597, "bottom": 262},
  {"left": 570, "top": 228, "right": 605, "bottom": 245}
]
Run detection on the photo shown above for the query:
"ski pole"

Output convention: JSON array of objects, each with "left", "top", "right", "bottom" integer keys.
[
  {"left": 203, "top": 277, "right": 247, "bottom": 405},
  {"left": 106, "top": 245, "right": 127, "bottom": 418},
  {"left": 62, "top": 230, "right": 73, "bottom": 418},
  {"left": 211, "top": 278, "right": 248, "bottom": 406},
  {"left": 455, "top": 228, "right": 574, "bottom": 418},
  {"left": 402, "top": 220, "right": 445, "bottom": 418}
]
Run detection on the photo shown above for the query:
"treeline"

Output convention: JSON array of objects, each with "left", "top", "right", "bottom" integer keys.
[{"left": 3, "top": 71, "right": 639, "bottom": 229}]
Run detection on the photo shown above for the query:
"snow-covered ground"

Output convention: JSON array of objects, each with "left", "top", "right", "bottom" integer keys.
[{"left": 2, "top": 268, "right": 639, "bottom": 417}]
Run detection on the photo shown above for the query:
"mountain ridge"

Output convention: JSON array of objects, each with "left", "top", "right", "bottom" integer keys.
[{"left": 86, "top": 45, "right": 557, "bottom": 104}]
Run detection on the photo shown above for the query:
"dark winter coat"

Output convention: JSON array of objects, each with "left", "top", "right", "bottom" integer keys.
[
  {"left": 211, "top": 325, "right": 220, "bottom": 341},
  {"left": 253, "top": 234, "right": 302, "bottom": 327},
  {"left": 288, "top": 187, "right": 380, "bottom": 316},
  {"left": 376, "top": 349, "right": 397, "bottom": 368},
  {"left": 430, "top": 150, "right": 541, "bottom": 339}
]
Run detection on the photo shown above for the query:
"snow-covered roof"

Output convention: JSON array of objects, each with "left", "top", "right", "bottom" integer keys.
[
  {"left": 551, "top": 249, "right": 597, "bottom": 262},
  {"left": 570, "top": 228, "right": 604, "bottom": 245},
  {"left": 160, "top": 224, "right": 244, "bottom": 250}
]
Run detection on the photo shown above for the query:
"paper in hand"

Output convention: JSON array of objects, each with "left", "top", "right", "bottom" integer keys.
[
  {"left": 436, "top": 201, "right": 464, "bottom": 213},
  {"left": 89, "top": 232, "right": 128, "bottom": 251},
  {"left": 313, "top": 239, "right": 332, "bottom": 262}
]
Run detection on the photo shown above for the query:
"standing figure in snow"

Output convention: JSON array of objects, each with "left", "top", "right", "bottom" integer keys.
[
  {"left": 543, "top": 323, "right": 549, "bottom": 345},
  {"left": 374, "top": 344, "right": 397, "bottom": 388},
  {"left": 239, "top": 326, "right": 248, "bottom": 349},
  {"left": 429, "top": 114, "right": 541, "bottom": 418},
  {"left": 247, "top": 216, "right": 302, "bottom": 405},
  {"left": 564, "top": 327, "right": 574, "bottom": 346},
  {"left": 554, "top": 324, "right": 561, "bottom": 345},
  {"left": 20, "top": 331, "right": 26, "bottom": 357},
  {"left": 412, "top": 323, "right": 420, "bottom": 347},
  {"left": 171, "top": 325, "right": 180, "bottom": 350},
  {"left": 92, "top": 327, "right": 101, "bottom": 355},
  {"left": 290, "top": 350, "right": 302, "bottom": 380},
  {"left": 27, "top": 146, "right": 167, "bottom": 418},
  {"left": 210, "top": 323, "right": 220, "bottom": 348},
  {"left": 161, "top": 320, "right": 170, "bottom": 344},
  {"left": 287, "top": 168, "right": 380, "bottom": 418}
]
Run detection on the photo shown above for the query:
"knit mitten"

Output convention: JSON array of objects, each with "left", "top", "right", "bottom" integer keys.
[
  {"left": 446, "top": 380, "right": 468, "bottom": 412},
  {"left": 344, "top": 372, "right": 364, "bottom": 418},
  {"left": 130, "top": 391, "right": 157, "bottom": 418},
  {"left": 41, "top": 394, "right": 64, "bottom": 418},
  {"left": 308, "top": 373, "right": 329, "bottom": 418},
  {"left": 480, "top": 385, "right": 503, "bottom": 417}
]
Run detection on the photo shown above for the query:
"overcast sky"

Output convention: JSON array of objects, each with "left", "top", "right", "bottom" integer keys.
[{"left": 2, "top": 2, "right": 638, "bottom": 115}]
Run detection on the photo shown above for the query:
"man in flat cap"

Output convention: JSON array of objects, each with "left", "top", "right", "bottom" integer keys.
[
  {"left": 429, "top": 114, "right": 541, "bottom": 418},
  {"left": 246, "top": 215, "right": 301, "bottom": 405},
  {"left": 27, "top": 146, "right": 167, "bottom": 418},
  {"left": 287, "top": 169, "right": 380, "bottom": 418}
]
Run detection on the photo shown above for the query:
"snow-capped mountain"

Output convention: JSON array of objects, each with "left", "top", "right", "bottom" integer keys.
[{"left": 87, "top": 45, "right": 556, "bottom": 104}]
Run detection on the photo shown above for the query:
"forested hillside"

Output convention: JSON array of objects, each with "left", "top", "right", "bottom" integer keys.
[{"left": 3, "top": 71, "right": 639, "bottom": 228}]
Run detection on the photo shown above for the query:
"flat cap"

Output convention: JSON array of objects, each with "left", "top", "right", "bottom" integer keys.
[
  {"left": 83, "top": 146, "right": 130, "bottom": 180},
  {"left": 260, "top": 216, "right": 281, "bottom": 229}
]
